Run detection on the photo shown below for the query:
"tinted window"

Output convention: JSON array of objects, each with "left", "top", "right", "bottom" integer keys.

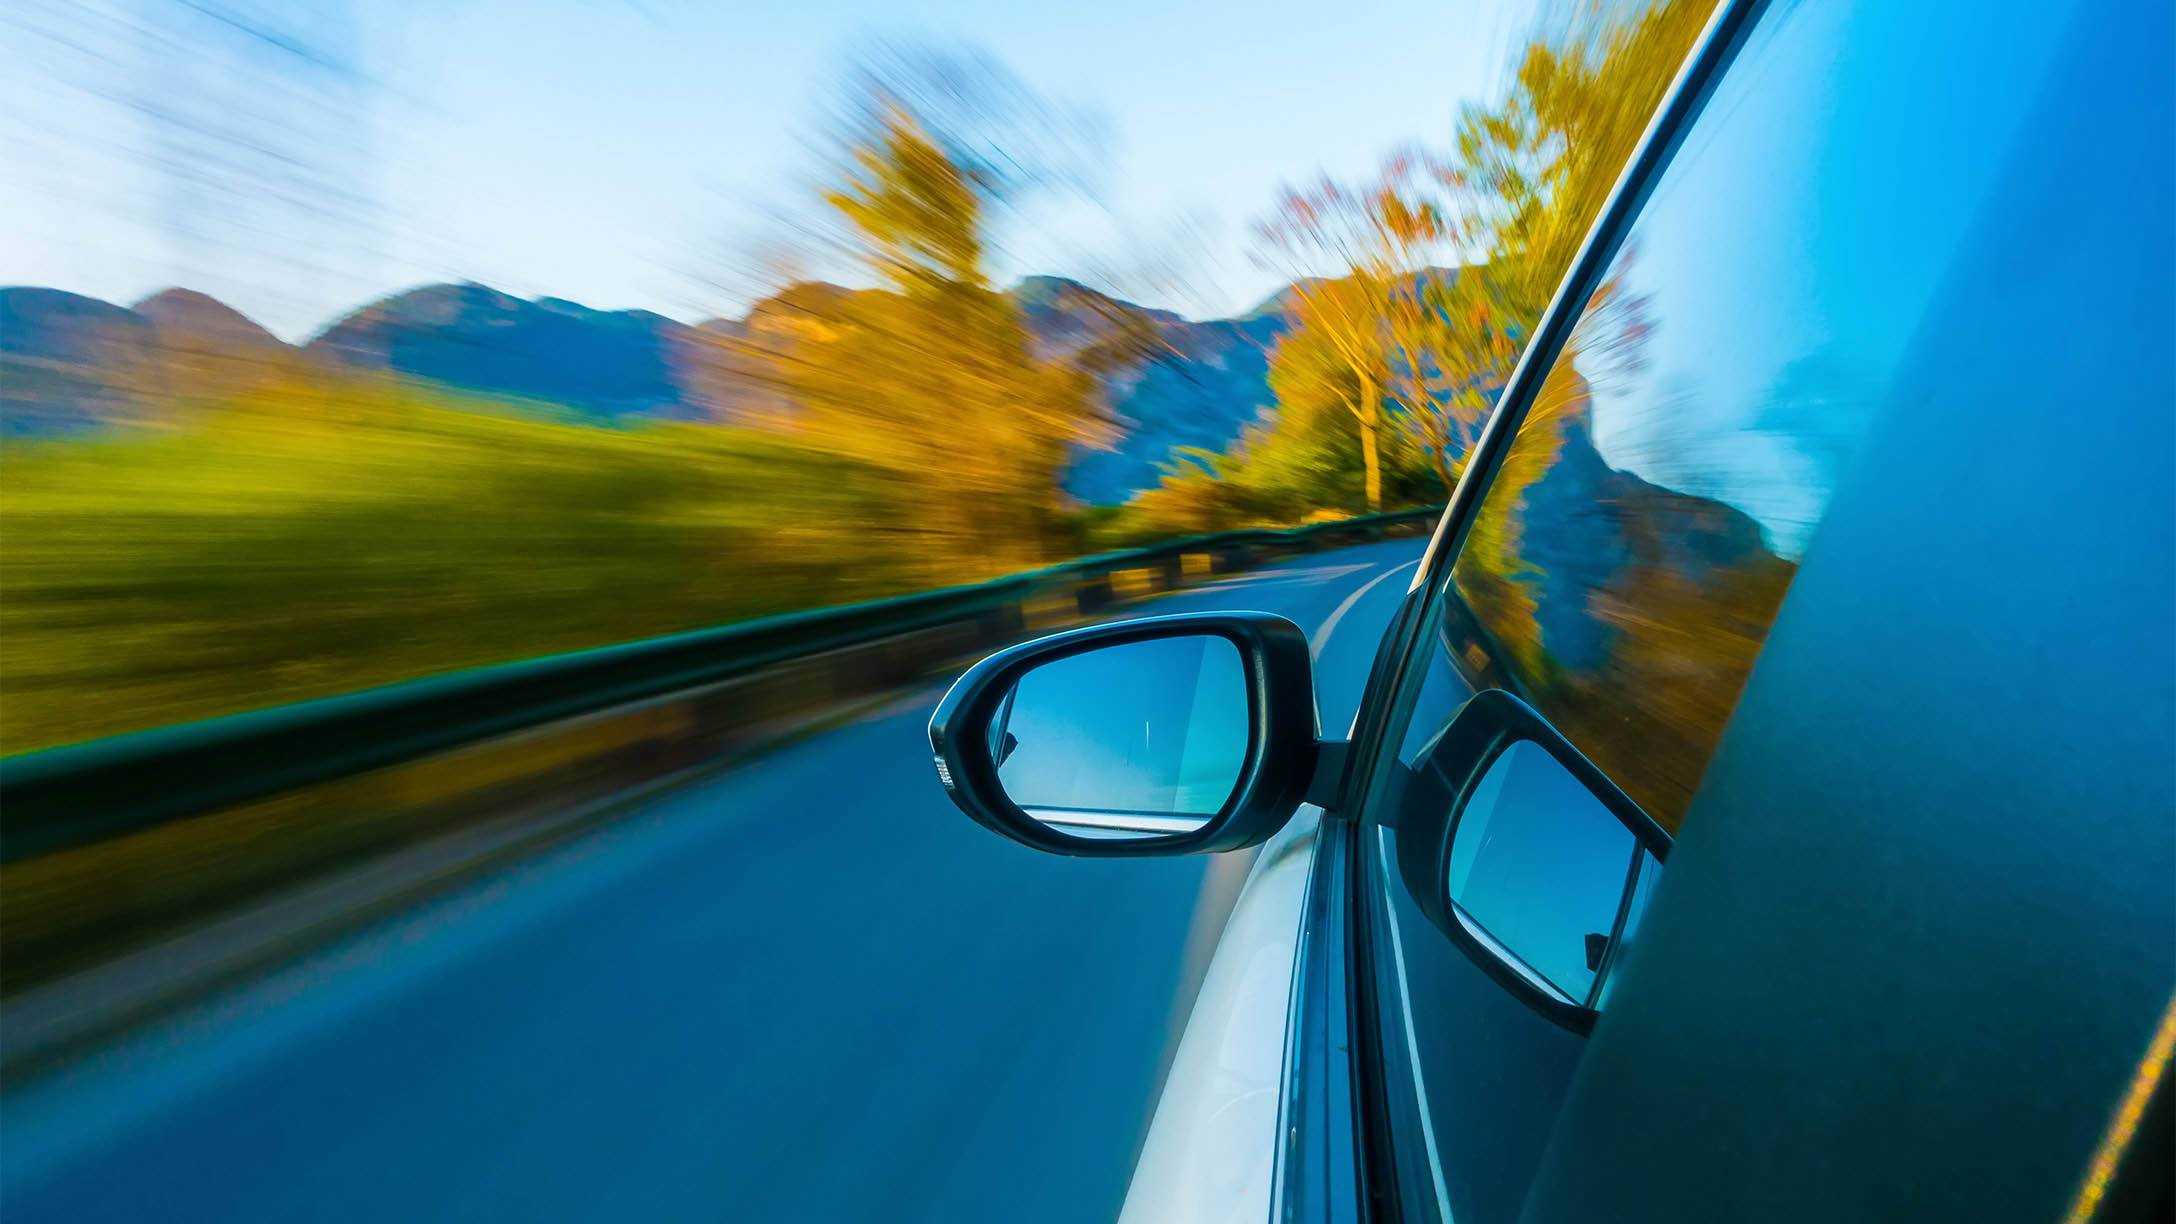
[
  {"left": 1365, "top": 2, "right": 2106, "bottom": 1221},
  {"left": 1437, "top": 0, "right": 2087, "bottom": 831}
]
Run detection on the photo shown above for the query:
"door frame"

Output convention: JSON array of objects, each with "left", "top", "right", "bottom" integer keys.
[{"left": 1311, "top": 2, "right": 1771, "bottom": 1219}]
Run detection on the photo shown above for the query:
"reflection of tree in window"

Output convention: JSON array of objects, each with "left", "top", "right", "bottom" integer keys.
[{"left": 1449, "top": 268, "right": 1800, "bottom": 832}]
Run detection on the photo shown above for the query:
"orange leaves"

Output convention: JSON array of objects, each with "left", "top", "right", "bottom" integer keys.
[{"left": 778, "top": 61, "right": 1112, "bottom": 575}]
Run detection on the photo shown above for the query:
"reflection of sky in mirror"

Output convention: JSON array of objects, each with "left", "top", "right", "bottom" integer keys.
[
  {"left": 1445, "top": 741, "right": 1637, "bottom": 999},
  {"left": 1579, "top": 0, "right": 2082, "bottom": 559},
  {"left": 998, "top": 635, "right": 1247, "bottom": 816}
]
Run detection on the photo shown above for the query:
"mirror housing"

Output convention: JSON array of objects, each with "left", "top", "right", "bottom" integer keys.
[
  {"left": 929, "top": 612, "right": 1323, "bottom": 857},
  {"left": 1395, "top": 689, "right": 1673, "bottom": 1034}
]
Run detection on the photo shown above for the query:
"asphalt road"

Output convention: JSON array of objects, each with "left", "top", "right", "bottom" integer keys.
[{"left": 0, "top": 538, "right": 1427, "bottom": 1224}]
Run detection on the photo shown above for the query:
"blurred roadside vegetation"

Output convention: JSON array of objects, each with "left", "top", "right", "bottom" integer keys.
[
  {"left": 1118, "top": 0, "right": 1795, "bottom": 835},
  {"left": 1, "top": 0, "right": 1721, "bottom": 754},
  {"left": 1123, "top": 0, "right": 1717, "bottom": 536},
  {"left": 0, "top": 379, "right": 918, "bottom": 750}
]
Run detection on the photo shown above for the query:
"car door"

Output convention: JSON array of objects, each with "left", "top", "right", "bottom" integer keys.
[
  {"left": 924, "top": 0, "right": 2168, "bottom": 1217},
  {"left": 1339, "top": 0, "right": 2174, "bottom": 1221}
]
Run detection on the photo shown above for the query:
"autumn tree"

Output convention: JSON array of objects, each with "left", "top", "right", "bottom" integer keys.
[
  {"left": 1105, "top": 2, "right": 1721, "bottom": 544},
  {"left": 1452, "top": 0, "right": 1717, "bottom": 322},
  {"left": 1255, "top": 154, "right": 1451, "bottom": 511},
  {"left": 772, "top": 52, "right": 1109, "bottom": 577},
  {"left": 1441, "top": 0, "right": 1713, "bottom": 608},
  {"left": 1400, "top": 0, "right": 1717, "bottom": 499}
]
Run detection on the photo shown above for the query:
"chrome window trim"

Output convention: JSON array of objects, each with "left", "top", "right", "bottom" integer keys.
[
  {"left": 1267, "top": 822, "right": 1319, "bottom": 1224},
  {"left": 1277, "top": 813, "right": 1366, "bottom": 1222},
  {"left": 1338, "top": 0, "right": 1763, "bottom": 838},
  {"left": 1124, "top": 6, "right": 1768, "bottom": 1218},
  {"left": 1374, "top": 827, "right": 1453, "bottom": 1223},
  {"left": 1335, "top": 1, "right": 1770, "bottom": 1218}
]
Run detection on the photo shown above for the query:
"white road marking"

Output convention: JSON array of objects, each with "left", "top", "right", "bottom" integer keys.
[{"left": 1310, "top": 557, "right": 1423, "bottom": 659}]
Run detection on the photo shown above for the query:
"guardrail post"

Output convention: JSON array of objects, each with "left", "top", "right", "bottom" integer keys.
[
  {"left": 986, "top": 602, "right": 1024, "bottom": 647},
  {"left": 1108, "top": 568, "right": 1153, "bottom": 602},
  {"left": 1021, "top": 583, "right": 1075, "bottom": 632},
  {"left": 1075, "top": 574, "right": 1115, "bottom": 614}
]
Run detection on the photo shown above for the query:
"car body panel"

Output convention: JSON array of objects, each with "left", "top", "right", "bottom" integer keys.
[
  {"left": 1120, "top": 809, "right": 1321, "bottom": 1224},
  {"left": 1518, "top": 1, "right": 2176, "bottom": 1217},
  {"left": 949, "top": 0, "right": 2173, "bottom": 1219}
]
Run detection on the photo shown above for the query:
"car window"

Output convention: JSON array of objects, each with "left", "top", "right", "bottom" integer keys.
[
  {"left": 1361, "top": 0, "right": 2098, "bottom": 1220},
  {"left": 1432, "top": 1, "right": 2077, "bottom": 834}
]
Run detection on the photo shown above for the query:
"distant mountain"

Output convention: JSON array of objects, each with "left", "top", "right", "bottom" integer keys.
[
  {"left": 305, "top": 283, "right": 712, "bottom": 422},
  {"left": 1023, "top": 268, "right": 1458, "bottom": 502},
  {"left": 1, "top": 288, "right": 233, "bottom": 436},
  {"left": 3, "top": 274, "right": 1455, "bottom": 503},
  {"left": 134, "top": 288, "right": 282, "bottom": 350},
  {"left": 132, "top": 288, "right": 291, "bottom": 403},
  {"left": 1012, "top": 275, "right": 1183, "bottom": 360},
  {"left": 1512, "top": 412, "right": 1784, "bottom": 671},
  {"left": 302, "top": 274, "right": 1306, "bottom": 499},
  {"left": 1015, "top": 277, "right": 1290, "bottom": 504},
  {"left": 687, "top": 281, "right": 875, "bottom": 426}
]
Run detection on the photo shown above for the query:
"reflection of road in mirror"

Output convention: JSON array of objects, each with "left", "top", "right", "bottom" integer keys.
[{"left": 995, "top": 635, "right": 1249, "bottom": 832}]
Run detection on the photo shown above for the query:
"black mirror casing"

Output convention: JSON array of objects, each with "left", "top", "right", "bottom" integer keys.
[
  {"left": 929, "top": 612, "right": 1321, "bottom": 857},
  {"left": 1394, "top": 688, "right": 1673, "bottom": 1034}
]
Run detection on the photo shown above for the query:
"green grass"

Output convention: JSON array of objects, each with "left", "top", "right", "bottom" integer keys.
[{"left": 0, "top": 378, "right": 926, "bottom": 753}]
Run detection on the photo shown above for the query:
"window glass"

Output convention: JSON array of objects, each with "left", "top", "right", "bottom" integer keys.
[
  {"left": 1365, "top": 2, "right": 2099, "bottom": 1220},
  {"left": 1437, "top": 0, "right": 2084, "bottom": 831}
]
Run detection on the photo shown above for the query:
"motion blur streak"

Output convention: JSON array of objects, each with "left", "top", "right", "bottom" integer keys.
[
  {"left": 0, "top": 1, "right": 1725, "bottom": 1217},
  {"left": 0, "top": 539, "right": 1422, "bottom": 1224}
]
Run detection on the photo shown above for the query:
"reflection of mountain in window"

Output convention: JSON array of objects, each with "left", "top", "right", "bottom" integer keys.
[{"left": 1449, "top": 280, "right": 1801, "bottom": 831}]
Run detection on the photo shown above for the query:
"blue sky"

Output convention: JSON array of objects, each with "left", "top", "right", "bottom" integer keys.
[{"left": 2, "top": 0, "right": 1533, "bottom": 339}]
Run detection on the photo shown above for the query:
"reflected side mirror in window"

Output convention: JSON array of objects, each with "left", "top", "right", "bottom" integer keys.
[{"left": 1393, "top": 689, "right": 1672, "bottom": 1035}]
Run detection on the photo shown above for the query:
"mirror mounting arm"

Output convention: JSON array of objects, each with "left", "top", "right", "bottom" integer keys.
[{"left": 1305, "top": 739, "right": 1350, "bottom": 812}]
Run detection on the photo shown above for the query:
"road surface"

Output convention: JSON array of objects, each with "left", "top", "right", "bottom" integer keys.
[{"left": 0, "top": 538, "right": 1427, "bottom": 1224}]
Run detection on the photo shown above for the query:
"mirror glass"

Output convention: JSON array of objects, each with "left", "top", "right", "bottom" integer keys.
[
  {"left": 1444, "top": 739, "right": 1653, "bottom": 1005},
  {"left": 988, "top": 633, "right": 1250, "bottom": 840}
]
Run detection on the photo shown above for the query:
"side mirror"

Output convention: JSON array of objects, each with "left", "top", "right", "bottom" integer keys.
[
  {"left": 1395, "top": 689, "right": 1672, "bottom": 1035},
  {"left": 929, "top": 612, "right": 1324, "bottom": 856}
]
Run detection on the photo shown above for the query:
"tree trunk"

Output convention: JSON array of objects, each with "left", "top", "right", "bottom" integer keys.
[
  {"left": 1359, "top": 381, "right": 1384, "bottom": 512},
  {"left": 1432, "top": 446, "right": 1457, "bottom": 497}
]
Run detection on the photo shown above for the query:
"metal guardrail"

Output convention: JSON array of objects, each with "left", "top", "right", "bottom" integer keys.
[{"left": 0, "top": 506, "right": 1442, "bottom": 863}]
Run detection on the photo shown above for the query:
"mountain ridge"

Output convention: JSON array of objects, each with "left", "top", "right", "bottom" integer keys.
[{"left": 1, "top": 274, "right": 1441, "bottom": 500}]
